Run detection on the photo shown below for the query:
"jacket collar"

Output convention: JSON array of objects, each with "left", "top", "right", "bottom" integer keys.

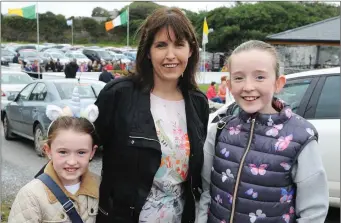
[
  {"left": 43, "top": 161, "right": 99, "bottom": 204},
  {"left": 239, "top": 97, "right": 293, "bottom": 126}
]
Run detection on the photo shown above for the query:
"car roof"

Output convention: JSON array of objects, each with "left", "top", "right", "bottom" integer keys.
[
  {"left": 1, "top": 70, "right": 31, "bottom": 75},
  {"left": 286, "top": 67, "right": 340, "bottom": 79},
  {"left": 33, "top": 79, "right": 104, "bottom": 84}
]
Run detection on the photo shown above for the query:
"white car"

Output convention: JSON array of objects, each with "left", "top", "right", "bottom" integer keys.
[
  {"left": 64, "top": 51, "right": 91, "bottom": 65},
  {"left": 42, "top": 52, "right": 69, "bottom": 65},
  {"left": 108, "top": 51, "right": 131, "bottom": 64},
  {"left": 1, "top": 70, "right": 33, "bottom": 110},
  {"left": 209, "top": 67, "right": 340, "bottom": 207}
]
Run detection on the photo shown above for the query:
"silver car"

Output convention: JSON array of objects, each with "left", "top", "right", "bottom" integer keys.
[
  {"left": 2, "top": 79, "right": 105, "bottom": 156},
  {"left": 1, "top": 70, "right": 33, "bottom": 110}
]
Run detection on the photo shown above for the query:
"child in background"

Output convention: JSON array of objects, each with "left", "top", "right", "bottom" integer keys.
[
  {"left": 197, "top": 40, "right": 329, "bottom": 223},
  {"left": 8, "top": 87, "right": 100, "bottom": 223}
]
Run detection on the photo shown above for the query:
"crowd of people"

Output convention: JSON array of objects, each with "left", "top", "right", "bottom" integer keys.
[{"left": 8, "top": 6, "right": 329, "bottom": 223}]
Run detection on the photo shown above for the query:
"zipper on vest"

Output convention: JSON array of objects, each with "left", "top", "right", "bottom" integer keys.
[
  {"left": 229, "top": 118, "right": 255, "bottom": 223},
  {"left": 129, "top": 136, "right": 160, "bottom": 144}
]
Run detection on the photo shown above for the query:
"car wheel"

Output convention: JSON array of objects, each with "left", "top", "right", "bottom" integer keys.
[
  {"left": 34, "top": 124, "right": 45, "bottom": 157},
  {"left": 3, "top": 115, "right": 15, "bottom": 140}
]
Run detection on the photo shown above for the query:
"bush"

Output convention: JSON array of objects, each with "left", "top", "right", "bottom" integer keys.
[{"left": 109, "top": 70, "right": 129, "bottom": 76}]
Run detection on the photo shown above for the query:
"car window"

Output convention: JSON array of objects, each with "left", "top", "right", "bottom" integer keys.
[
  {"left": 54, "top": 82, "right": 104, "bottom": 99},
  {"left": 314, "top": 75, "right": 340, "bottom": 119},
  {"left": 18, "top": 83, "right": 36, "bottom": 101},
  {"left": 275, "top": 78, "right": 311, "bottom": 113},
  {"left": 29, "top": 83, "right": 47, "bottom": 101},
  {"left": 1, "top": 73, "right": 33, "bottom": 84}
]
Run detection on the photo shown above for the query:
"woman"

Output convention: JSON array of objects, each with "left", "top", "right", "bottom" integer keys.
[
  {"left": 218, "top": 75, "right": 227, "bottom": 103},
  {"left": 95, "top": 7, "right": 209, "bottom": 223}
]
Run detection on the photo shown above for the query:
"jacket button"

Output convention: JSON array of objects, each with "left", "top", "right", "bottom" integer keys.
[
  {"left": 131, "top": 140, "right": 135, "bottom": 144},
  {"left": 91, "top": 208, "right": 94, "bottom": 213},
  {"left": 60, "top": 213, "right": 65, "bottom": 219}
]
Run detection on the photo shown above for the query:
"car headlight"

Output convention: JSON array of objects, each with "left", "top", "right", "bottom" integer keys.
[{"left": 1, "top": 57, "right": 5, "bottom": 61}]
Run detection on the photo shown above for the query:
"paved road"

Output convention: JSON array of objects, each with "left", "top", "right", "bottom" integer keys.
[{"left": 1, "top": 128, "right": 339, "bottom": 222}]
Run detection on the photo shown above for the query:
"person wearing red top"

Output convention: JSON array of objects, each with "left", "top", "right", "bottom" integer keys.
[
  {"left": 206, "top": 81, "right": 223, "bottom": 103},
  {"left": 105, "top": 62, "right": 114, "bottom": 71}
]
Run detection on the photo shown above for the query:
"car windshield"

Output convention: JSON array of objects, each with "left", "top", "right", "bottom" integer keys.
[
  {"left": 97, "top": 51, "right": 111, "bottom": 58},
  {"left": 73, "top": 54, "right": 87, "bottom": 59},
  {"left": 51, "top": 53, "right": 65, "bottom": 59},
  {"left": 54, "top": 82, "right": 104, "bottom": 99},
  {"left": 20, "top": 51, "right": 38, "bottom": 57},
  {"left": 1, "top": 73, "right": 33, "bottom": 84},
  {"left": 2, "top": 50, "right": 14, "bottom": 56}
]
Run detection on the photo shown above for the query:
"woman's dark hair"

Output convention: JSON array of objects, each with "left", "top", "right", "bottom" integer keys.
[
  {"left": 131, "top": 7, "right": 200, "bottom": 92},
  {"left": 46, "top": 116, "right": 98, "bottom": 147}
]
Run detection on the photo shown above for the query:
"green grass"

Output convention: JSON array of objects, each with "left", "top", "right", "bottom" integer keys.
[
  {"left": 199, "top": 84, "right": 209, "bottom": 93},
  {"left": 1, "top": 203, "right": 11, "bottom": 223}
]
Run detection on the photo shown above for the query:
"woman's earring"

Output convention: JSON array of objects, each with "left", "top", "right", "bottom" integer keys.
[{"left": 181, "top": 73, "right": 184, "bottom": 77}]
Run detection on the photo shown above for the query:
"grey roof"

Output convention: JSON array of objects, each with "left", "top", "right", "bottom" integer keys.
[{"left": 267, "top": 16, "right": 340, "bottom": 42}]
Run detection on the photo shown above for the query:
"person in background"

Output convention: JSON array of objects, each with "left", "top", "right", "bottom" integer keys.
[
  {"left": 206, "top": 81, "right": 223, "bottom": 103},
  {"left": 12, "top": 53, "right": 20, "bottom": 64},
  {"left": 218, "top": 75, "right": 227, "bottom": 103},
  {"left": 64, "top": 59, "right": 79, "bottom": 78},
  {"left": 87, "top": 60, "right": 93, "bottom": 72},
  {"left": 55, "top": 59, "right": 63, "bottom": 72},
  {"left": 105, "top": 62, "right": 113, "bottom": 71},
  {"left": 98, "top": 66, "right": 114, "bottom": 83}
]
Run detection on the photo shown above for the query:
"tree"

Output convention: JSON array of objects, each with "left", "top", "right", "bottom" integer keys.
[{"left": 91, "top": 7, "right": 111, "bottom": 17}]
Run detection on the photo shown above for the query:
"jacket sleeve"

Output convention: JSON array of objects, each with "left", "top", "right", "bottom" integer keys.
[
  {"left": 8, "top": 183, "right": 42, "bottom": 223},
  {"left": 292, "top": 140, "right": 329, "bottom": 223},
  {"left": 196, "top": 122, "right": 217, "bottom": 222}
]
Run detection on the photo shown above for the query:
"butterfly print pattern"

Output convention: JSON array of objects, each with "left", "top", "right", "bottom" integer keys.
[
  {"left": 220, "top": 148, "right": 230, "bottom": 158},
  {"left": 266, "top": 124, "right": 283, "bottom": 137},
  {"left": 249, "top": 164, "right": 268, "bottom": 176},
  {"left": 275, "top": 134, "right": 293, "bottom": 151},
  {"left": 245, "top": 188, "right": 258, "bottom": 199},
  {"left": 249, "top": 210, "right": 266, "bottom": 223},
  {"left": 280, "top": 162, "right": 291, "bottom": 171},
  {"left": 280, "top": 188, "right": 294, "bottom": 203},
  {"left": 282, "top": 207, "right": 295, "bottom": 223},
  {"left": 229, "top": 125, "right": 241, "bottom": 135},
  {"left": 215, "top": 194, "right": 223, "bottom": 204},
  {"left": 222, "top": 169, "right": 234, "bottom": 182}
]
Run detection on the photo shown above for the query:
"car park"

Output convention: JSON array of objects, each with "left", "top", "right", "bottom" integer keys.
[{"left": 2, "top": 79, "right": 105, "bottom": 156}]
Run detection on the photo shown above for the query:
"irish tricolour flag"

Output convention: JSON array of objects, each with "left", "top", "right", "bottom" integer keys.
[{"left": 105, "top": 10, "right": 128, "bottom": 31}]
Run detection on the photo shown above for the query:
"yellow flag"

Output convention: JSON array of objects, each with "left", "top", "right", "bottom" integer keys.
[
  {"left": 8, "top": 8, "right": 24, "bottom": 17},
  {"left": 202, "top": 17, "right": 209, "bottom": 45}
]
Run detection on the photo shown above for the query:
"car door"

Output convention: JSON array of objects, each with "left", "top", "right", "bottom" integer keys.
[
  {"left": 8, "top": 83, "right": 36, "bottom": 133},
  {"left": 303, "top": 74, "right": 340, "bottom": 207},
  {"left": 21, "top": 83, "right": 48, "bottom": 137}
]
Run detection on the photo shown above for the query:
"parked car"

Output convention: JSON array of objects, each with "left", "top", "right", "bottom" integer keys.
[
  {"left": 64, "top": 51, "right": 91, "bottom": 65},
  {"left": 209, "top": 67, "right": 340, "bottom": 207},
  {"left": 1, "top": 70, "right": 33, "bottom": 111},
  {"left": 1, "top": 49, "right": 16, "bottom": 65},
  {"left": 41, "top": 51, "right": 70, "bottom": 66},
  {"left": 123, "top": 51, "right": 136, "bottom": 61},
  {"left": 108, "top": 51, "right": 131, "bottom": 64},
  {"left": 2, "top": 79, "right": 106, "bottom": 156},
  {"left": 83, "top": 49, "right": 113, "bottom": 63},
  {"left": 18, "top": 49, "right": 46, "bottom": 66}
]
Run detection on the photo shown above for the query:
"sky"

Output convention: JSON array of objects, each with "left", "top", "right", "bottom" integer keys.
[{"left": 1, "top": 1, "right": 236, "bottom": 18}]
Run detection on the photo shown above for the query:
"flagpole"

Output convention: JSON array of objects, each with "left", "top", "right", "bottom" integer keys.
[
  {"left": 127, "top": 6, "right": 129, "bottom": 47},
  {"left": 36, "top": 2, "right": 41, "bottom": 79},
  {"left": 72, "top": 21, "right": 74, "bottom": 45}
]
